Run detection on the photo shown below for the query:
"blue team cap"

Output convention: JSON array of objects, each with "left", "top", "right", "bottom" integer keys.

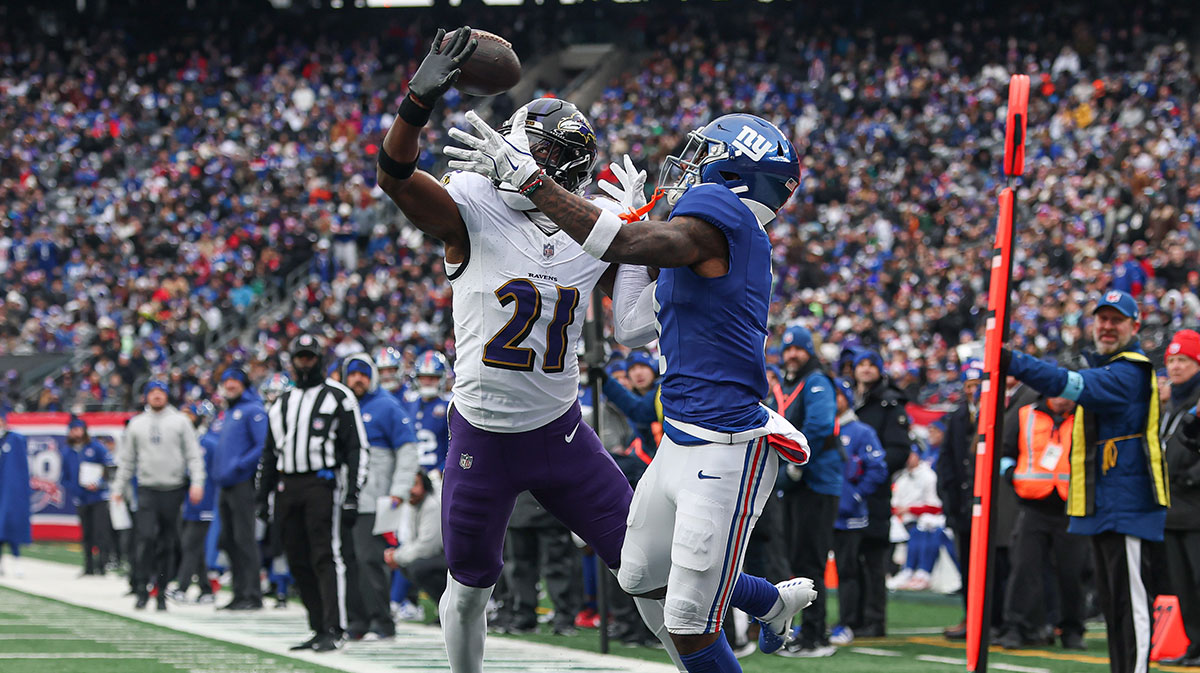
[
  {"left": 68, "top": 416, "right": 88, "bottom": 430},
  {"left": 220, "top": 367, "right": 249, "bottom": 386},
  {"left": 853, "top": 349, "right": 884, "bottom": 372},
  {"left": 781, "top": 325, "right": 815, "bottom": 355},
  {"left": 1094, "top": 289, "right": 1139, "bottom": 320},
  {"left": 143, "top": 380, "right": 169, "bottom": 396},
  {"left": 626, "top": 351, "right": 657, "bottom": 374},
  {"left": 605, "top": 359, "right": 627, "bottom": 376},
  {"left": 962, "top": 366, "right": 984, "bottom": 382},
  {"left": 833, "top": 377, "right": 855, "bottom": 406}
]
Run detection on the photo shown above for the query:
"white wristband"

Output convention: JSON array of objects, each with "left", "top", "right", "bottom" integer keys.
[{"left": 582, "top": 208, "right": 623, "bottom": 259}]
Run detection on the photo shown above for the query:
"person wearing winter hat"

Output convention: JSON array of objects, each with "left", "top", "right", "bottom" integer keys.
[
  {"left": 113, "top": 381, "right": 206, "bottom": 611},
  {"left": 63, "top": 416, "right": 115, "bottom": 576},
  {"left": 1159, "top": 329, "right": 1200, "bottom": 666},
  {"left": 768, "top": 325, "right": 839, "bottom": 657},
  {"left": 849, "top": 348, "right": 911, "bottom": 638}
]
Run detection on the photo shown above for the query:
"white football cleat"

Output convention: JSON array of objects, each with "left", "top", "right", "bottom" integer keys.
[{"left": 765, "top": 577, "right": 816, "bottom": 640}]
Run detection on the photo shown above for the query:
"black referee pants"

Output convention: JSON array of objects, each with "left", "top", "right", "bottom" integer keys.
[
  {"left": 279, "top": 473, "right": 347, "bottom": 637},
  {"left": 1092, "top": 531, "right": 1154, "bottom": 673},
  {"left": 133, "top": 486, "right": 185, "bottom": 595}
]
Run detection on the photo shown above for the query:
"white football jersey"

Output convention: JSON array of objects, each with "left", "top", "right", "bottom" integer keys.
[{"left": 444, "top": 171, "right": 612, "bottom": 433}]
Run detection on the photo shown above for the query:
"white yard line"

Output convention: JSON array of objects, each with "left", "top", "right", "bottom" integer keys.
[
  {"left": 850, "top": 647, "right": 903, "bottom": 657},
  {"left": 0, "top": 557, "right": 675, "bottom": 673}
]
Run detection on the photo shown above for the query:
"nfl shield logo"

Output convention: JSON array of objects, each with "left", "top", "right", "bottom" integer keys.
[
  {"left": 312, "top": 418, "right": 325, "bottom": 431},
  {"left": 459, "top": 453, "right": 474, "bottom": 470},
  {"left": 543, "top": 242, "right": 555, "bottom": 260}
]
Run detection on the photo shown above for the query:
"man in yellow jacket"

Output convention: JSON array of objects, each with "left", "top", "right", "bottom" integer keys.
[
  {"left": 996, "top": 395, "right": 1089, "bottom": 651},
  {"left": 1002, "top": 289, "right": 1168, "bottom": 673}
]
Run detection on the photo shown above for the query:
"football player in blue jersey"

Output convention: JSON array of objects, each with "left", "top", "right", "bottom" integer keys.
[
  {"left": 447, "top": 111, "right": 815, "bottom": 670},
  {"left": 411, "top": 350, "right": 452, "bottom": 484},
  {"left": 375, "top": 346, "right": 415, "bottom": 413}
]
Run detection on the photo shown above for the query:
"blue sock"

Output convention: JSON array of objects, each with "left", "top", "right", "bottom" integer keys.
[
  {"left": 729, "top": 573, "right": 778, "bottom": 619},
  {"left": 582, "top": 553, "right": 598, "bottom": 608},
  {"left": 679, "top": 637, "right": 741, "bottom": 672}
]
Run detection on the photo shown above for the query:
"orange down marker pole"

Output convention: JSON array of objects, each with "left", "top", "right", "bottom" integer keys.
[{"left": 966, "top": 73, "right": 1028, "bottom": 673}]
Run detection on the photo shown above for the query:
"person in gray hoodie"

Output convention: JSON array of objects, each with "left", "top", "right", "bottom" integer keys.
[{"left": 112, "top": 380, "right": 205, "bottom": 611}]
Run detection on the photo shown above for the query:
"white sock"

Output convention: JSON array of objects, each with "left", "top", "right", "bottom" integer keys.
[{"left": 439, "top": 573, "right": 493, "bottom": 673}]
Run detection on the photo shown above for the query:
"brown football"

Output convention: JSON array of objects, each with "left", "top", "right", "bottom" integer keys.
[{"left": 439, "top": 29, "right": 521, "bottom": 97}]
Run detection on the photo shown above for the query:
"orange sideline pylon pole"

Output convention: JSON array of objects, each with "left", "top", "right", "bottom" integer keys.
[{"left": 965, "top": 73, "right": 1028, "bottom": 673}]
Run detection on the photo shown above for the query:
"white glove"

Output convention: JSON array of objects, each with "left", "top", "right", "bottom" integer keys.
[
  {"left": 786, "top": 464, "right": 804, "bottom": 481},
  {"left": 597, "top": 154, "right": 647, "bottom": 214},
  {"left": 444, "top": 108, "right": 541, "bottom": 189}
]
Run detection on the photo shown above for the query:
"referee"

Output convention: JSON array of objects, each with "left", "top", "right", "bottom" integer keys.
[{"left": 258, "top": 334, "right": 368, "bottom": 653}]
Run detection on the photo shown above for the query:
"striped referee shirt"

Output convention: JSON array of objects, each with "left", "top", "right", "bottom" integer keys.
[{"left": 260, "top": 380, "right": 368, "bottom": 503}]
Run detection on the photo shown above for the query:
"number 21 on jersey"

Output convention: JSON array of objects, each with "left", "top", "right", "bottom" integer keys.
[{"left": 483, "top": 279, "right": 580, "bottom": 373}]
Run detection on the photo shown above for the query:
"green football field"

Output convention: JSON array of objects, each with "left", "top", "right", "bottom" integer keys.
[{"left": 6, "top": 542, "right": 1193, "bottom": 673}]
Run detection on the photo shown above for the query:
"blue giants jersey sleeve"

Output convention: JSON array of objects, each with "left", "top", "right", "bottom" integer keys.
[
  {"left": 656, "top": 184, "right": 772, "bottom": 437},
  {"left": 414, "top": 395, "right": 451, "bottom": 472}
]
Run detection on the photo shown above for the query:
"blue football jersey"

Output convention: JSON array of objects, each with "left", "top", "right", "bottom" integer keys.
[
  {"left": 656, "top": 184, "right": 772, "bottom": 442},
  {"left": 413, "top": 394, "right": 451, "bottom": 472}
]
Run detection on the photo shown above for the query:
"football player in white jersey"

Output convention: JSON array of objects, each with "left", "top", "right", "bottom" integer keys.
[{"left": 377, "top": 27, "right": 813, "bottom": 673}]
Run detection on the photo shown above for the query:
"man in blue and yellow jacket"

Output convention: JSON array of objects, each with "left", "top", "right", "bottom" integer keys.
[{"left": 1002, "top": 289, "right": 1169, "bottom": 673}]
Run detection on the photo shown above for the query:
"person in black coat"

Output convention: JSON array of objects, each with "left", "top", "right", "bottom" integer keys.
[
  {"left": 1160, "top": 330, "right": 1200, "bottom": 666},
  {"left": 851, "top": 349, "right": 912, "bottom": 637}
]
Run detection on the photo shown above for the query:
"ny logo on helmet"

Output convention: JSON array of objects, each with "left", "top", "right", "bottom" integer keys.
[{"left": 732, "top": 126, "right": 772, "bottom": 161}]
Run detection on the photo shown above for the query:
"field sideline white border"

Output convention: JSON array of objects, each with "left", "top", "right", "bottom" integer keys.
[{"left": 0, "top": 556, "right": 675, "bottom": 673}]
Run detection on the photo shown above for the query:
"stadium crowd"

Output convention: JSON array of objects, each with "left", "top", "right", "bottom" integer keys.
[{"left": 0, "top": 0, "right": 1199, "bottom": 665}]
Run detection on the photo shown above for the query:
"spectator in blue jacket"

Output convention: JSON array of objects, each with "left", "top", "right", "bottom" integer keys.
[
  {"left": 0, "top": 411, "right": 30, "bottom": 575},
  {"left": 341, "top": 353, "right": 418, "bottom": 640},
  {"left": 830, "top": 377, "right": 888, "bottom": 646},
  {"left": 63, "top": 417, "right": 115, "bottom": 576},
  {"left": 213, "top": 367, "right": 267, "bottom": 610},
  {"left": 602, "top": 351, "right": 660, "bottom": 485},
  {"left": 171, "top": 402, "right": 218, "bottom": 605},
  {"left": 1002, "top": 289, "right": 1169, "bottom": 673},
  {"left": 767, "top": 324, "right": 840, "bottom": 657}
]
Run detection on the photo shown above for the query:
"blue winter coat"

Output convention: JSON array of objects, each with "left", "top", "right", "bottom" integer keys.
[
  {"left": 768, "top": 370, "right": 841, "bottom": 495},
  {"left": 834, "top": 419, "right": 889, "bottom": 530},
  {"left": 64, "top": 440, "right": 112, "bottom": 506},
  {"left": 1009, "top": 346, "right": 1168, "bottom": 540},
  {"left": 212, "top": 392, "right": 268, "bottom": 488},
  {"left": 183, "top": 430, "right": 219, "bottom": 522},
  {"left": 0, "top": 431, "right": 32, "bottom": 545}
]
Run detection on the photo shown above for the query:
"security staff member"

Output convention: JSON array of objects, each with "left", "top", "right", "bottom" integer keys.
[
  {"left": 852, "top": 348, "right": 912, "bottom": 638},
  {"left": 1002, "top": 289, "right": 1169, "bottom": 673},
  {"left": 341, "top": 353, "right": 417, "bottom": 640},
  {"left": 1160, "top": 329, "right": 1200, "bottom": 667},
  {"left": 767, "top": 325, "right": 839, "bottom": 657},
  {"left": 997, "top": 396, "right": 1088, "bottom": 650},
  {"left": 112, "top": 381, "right": 206, "bottom": 611},
  {"left": 259, "top": 335, "right": 368, "bottom": 653}
]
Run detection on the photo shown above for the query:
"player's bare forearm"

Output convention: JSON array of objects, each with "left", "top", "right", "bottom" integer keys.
[
  {"left": 529, "top": 179, "right": 726, "bottom": 268},
  {"left": 376, "top": 104, "right": 468, "bottom": 255}
]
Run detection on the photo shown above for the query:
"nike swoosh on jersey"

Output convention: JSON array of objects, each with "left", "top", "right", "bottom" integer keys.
[
  {"left": 697, "top": 471, "right": 721, "bottom": 480},
  {"left": 565, "top": 422, "right": 580, "bottom": 443}
]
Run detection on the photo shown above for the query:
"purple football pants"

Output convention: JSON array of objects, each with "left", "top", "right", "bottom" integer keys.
[{"left": 443, "top": 402, "right": 634, "bottom": 588}]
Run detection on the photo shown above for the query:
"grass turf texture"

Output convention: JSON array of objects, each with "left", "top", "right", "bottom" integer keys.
[
  {"left": 17, "top": 543, "right": 1196, "bottom": 673},
  {"left": 0, "top": 584, "right": 342, "bottom": 673}
]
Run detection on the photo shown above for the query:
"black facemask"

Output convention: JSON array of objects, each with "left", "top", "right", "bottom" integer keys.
[{"left": 292, "top": 358, "right": 324, "bottom": 389}]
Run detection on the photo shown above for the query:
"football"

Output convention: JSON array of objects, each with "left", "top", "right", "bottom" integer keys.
[{"left": 440, "top": 29, "right": 521, "bottom": 97}]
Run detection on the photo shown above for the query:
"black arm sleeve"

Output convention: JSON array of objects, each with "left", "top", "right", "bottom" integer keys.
[
  {"left": 258, "top": 424, "right": 279, "bottom": 505},
  {"left": 1002, "top": 407, "right": 1022, "bottom": 461},
  {"left": 880, "top": 407, "right": 912, "bottom": 475}
]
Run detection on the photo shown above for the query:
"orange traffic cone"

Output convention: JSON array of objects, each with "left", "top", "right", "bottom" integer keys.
[
  {"left": 825, "top": 551, "right": 838, "bottom": 590},
  {"left": 1151, "top": 595, "right": 1191, "bottom": 661}
]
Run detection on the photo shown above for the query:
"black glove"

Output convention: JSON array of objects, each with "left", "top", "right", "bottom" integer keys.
[
  {"left": 1002, "top": 464, "right": 1015, "bottom": 484},
  {"left": 1180, "top": 413, "right": 1200, "bottom": 442},
  {"left": 408, "top": 27, "right": 478, "bottom": 107},
  {"left": 256, "top": 500, "right": 270, "bottom": 523},
  {"left": 341, "top": 503, "right": 358, "bottom": 530},
  {"left": 999, "top": 347, "right": 1012, "bottom": 372},
  {"left": 588, "top": 366, "right": 608, "bottom": 387}
]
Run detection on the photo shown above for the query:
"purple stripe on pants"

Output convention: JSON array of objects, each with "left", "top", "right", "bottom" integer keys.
[{"left": 443, "top": 402, "right": 634, "bottom": 588}]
